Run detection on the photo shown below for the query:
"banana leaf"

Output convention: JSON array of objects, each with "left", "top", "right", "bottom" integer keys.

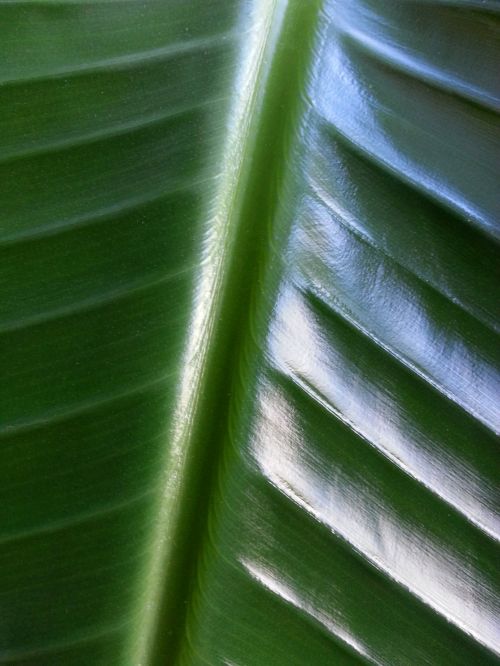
[{"left": 1, "top": 1, "right": 499, "bottom": 664}]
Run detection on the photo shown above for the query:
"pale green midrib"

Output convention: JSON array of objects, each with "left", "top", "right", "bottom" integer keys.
[
  {"left": 128, "top": 2, "right": 292, "bottom": 665},
  {"left": 136, "top": 0, "right": 328, "bottom": 662},
  {"left": 170, "top": 0, "right": 328, "bottom": 662}
]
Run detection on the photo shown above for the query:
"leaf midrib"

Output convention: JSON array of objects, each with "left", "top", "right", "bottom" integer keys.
[{"left": 126, "top": 2, "right": 309, "bottom": 664}]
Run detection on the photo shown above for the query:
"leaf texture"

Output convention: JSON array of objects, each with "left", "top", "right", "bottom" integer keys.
[
  {"left": 1, "top": 1, "right": 252, "bottom": 663},
  {"left": 177, "top": 1, "right": 500, "bottom": 664},
  {"left": 1, "top": 1, "right": 499, "bottom": 665}
]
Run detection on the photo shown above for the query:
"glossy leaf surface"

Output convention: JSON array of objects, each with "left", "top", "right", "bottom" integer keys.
[{"left": 1, "top": 1, "right": 499, "bottom": 665}]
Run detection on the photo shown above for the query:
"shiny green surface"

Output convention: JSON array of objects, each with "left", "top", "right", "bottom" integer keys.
[{"left": 1, "top": 1, "right": 499, "bottom": 664}]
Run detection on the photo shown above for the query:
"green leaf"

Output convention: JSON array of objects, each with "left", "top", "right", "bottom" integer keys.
[{"left": 1, "top": 1, "right": 499, "bottom": 665}]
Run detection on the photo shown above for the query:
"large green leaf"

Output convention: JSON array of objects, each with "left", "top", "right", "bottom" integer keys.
[{"left": 1, "top": 1, "right": 499, "bottom": 664}]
